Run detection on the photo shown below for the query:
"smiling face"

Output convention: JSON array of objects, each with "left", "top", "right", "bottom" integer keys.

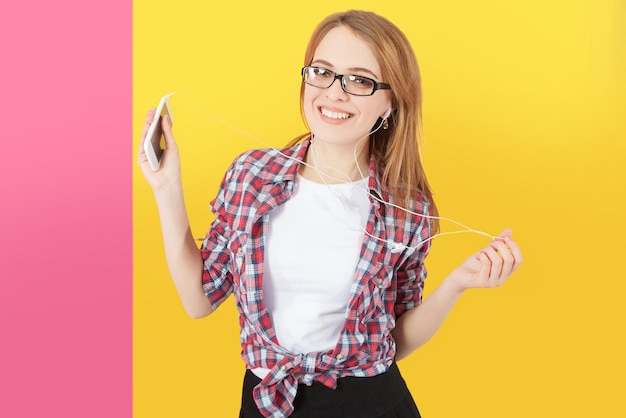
[{"left": 303, "top": 26, "right": 392, "bottom": 149}]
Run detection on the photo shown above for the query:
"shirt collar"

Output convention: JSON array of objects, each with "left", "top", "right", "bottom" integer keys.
[
  {"left": 259, "top": 137, "right": 387, "bottom": 199},
  {"left": 255, "top": 138, "right": 309, "bottom": 185}
]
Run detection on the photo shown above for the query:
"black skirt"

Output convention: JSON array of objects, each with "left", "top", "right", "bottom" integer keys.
[{"left": 239, "top": 362, "right": 421, "bottom": 418}]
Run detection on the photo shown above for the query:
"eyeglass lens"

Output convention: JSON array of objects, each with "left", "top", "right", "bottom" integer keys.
[{"left": 303, "top": 67, "right": 376, "bottom": 96}]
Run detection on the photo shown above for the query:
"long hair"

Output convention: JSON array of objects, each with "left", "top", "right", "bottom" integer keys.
[{"left": 289, "top": 10, "right": 439, "bottom": 233}]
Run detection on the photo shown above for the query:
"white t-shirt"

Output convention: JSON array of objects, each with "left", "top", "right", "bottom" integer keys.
[{"left": 253, "top": 175, "right": 370, "bottom": 378}]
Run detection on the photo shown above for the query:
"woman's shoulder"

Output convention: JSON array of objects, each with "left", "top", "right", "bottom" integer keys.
[
  {"left": 225, "top": 141, "right": 308, "bottom": 181},
  {"left": 232, "top": 143, "right": 303, "bottom": 166}
]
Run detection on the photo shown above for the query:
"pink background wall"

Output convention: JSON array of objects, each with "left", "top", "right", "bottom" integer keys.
[{"left": 0, "top": 2, "right": 131, "bottom": 416}]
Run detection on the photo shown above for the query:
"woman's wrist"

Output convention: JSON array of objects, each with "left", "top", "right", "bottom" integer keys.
[
  {"left": 153, "top": 182, "right": 188, "bottom": 217},
  {"left": 153, "top": 180, "right": 183, "bottom": 200},
  {"left": 440, "top": 273, "right": 467, "bottom": 298}
]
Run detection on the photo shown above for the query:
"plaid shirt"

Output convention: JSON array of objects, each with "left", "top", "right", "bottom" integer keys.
[{"left": 201, "top": 139, "right": 431, "bottom": 418}]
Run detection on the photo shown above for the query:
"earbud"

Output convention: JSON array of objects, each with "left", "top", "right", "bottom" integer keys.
[
  {"left": 382, "top": 108, "right": 392, "bottom": 120},
  {"left": 389, "top": 241, "right": 406, "bottom": 253}
]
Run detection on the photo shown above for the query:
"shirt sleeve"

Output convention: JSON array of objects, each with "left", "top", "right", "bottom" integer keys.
[
  {"left": 393, "top": 200, "right": 432, "bottom": 319},
  {"left": 199, "top": 168, "right": 235, "bottom": 310}
]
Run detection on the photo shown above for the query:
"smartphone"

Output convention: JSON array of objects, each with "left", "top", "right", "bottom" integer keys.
[{"left": 144, "top": 92, "right": 175, "bottom": 171}]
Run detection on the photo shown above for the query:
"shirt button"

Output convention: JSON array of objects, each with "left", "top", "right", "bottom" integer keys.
[
  {"left": 280, "top": 365, "right": 286, "bottom": 372},
  {"left": 336, "top": 354, "right": 344, "bottom": 361},
  {"left": 376, "top": 278, "right": 384, "bottom": 287},
  {"left": 303, "top": 374, "right": 313, "bottom": 386},
  {"left": 236, "top": 247, "right": 243, "bottom": 256}
]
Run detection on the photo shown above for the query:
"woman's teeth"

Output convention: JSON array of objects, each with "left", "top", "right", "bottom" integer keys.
[{"left": 321, "top": 107, "right": 351, "bottom": 120}]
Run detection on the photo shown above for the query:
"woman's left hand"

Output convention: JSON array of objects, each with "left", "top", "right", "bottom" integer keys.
[{"left": 447, "top": 228, "right": 523, "bottom": 292}]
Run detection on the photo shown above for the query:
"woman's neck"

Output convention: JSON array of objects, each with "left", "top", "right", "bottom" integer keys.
[{"left": 299, "top": 137, "right": 370, "bottom": 184}]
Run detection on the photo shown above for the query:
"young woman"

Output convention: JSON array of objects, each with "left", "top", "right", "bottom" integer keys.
[{"left": 138, "top": 10, "right": 522, "bottom": 418}]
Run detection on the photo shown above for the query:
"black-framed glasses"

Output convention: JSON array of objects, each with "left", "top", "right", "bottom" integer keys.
[{"left": 301, "top": 66, "right": 391, "bottom": 96}]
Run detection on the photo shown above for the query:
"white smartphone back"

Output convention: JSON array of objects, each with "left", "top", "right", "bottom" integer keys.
[{"left": 144, "top": 92, "right": 175, "bottom": 171}]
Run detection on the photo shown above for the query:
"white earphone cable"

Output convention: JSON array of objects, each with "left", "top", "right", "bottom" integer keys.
[{"left": 176, "top": 92, "right": 501, "bottom": 250}]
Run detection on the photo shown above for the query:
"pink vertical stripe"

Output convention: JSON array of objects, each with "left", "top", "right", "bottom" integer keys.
[{"left": 0, "top": 1, "right": 131, "bottom": 416}]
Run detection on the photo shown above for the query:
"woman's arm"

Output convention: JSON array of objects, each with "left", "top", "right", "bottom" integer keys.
[
  {"left": 392, "top": 229, "right": 522, "bottom": 360},
  {"left": 152, "top": 183, "right": 214, "bottom": 319},
  {"left": 138, "top": 110, "right": 214, "bottom": 319}
]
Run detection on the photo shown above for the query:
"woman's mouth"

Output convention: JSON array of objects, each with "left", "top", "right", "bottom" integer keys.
[{"left": 320, "top": 107, "right": 352, "bottom": 120}]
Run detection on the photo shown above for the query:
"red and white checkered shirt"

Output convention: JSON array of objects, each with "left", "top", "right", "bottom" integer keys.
[{"left": 200, "top": 138, "right": 431, "bottom": 418}]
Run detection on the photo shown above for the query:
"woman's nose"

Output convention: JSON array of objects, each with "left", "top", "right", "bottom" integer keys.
[{"left": 325, "top": 77, "right": 349, "bottom": 100}]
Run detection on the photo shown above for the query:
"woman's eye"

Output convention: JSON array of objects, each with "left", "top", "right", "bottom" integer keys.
[
  {"left": 348, "top": 75, "right": 374, "bottom": 87},
  {"left": 314, "top": 68, "right": 332, "bottom": 77}
]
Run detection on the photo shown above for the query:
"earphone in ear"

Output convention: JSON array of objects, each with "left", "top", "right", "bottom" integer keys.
[{"left": 382, "top": 108, "right": 392, "bottom": 120}]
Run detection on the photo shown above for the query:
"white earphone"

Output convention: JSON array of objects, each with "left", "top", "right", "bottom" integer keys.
[{"left": 178, "top": 92, "right": 502, "bottom": 249}]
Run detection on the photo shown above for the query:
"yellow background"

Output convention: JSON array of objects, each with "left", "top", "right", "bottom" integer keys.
[{"left": 133, "top": 1, "right": 626, "bottom": 416}]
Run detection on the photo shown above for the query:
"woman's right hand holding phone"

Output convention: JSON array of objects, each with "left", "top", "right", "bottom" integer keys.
[{"left": 138, "top": 108, "right": 181, "bottom": 193}]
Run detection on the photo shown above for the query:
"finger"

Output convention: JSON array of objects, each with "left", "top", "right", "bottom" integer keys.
[
  {"left": 503, "top": 236, "right": 523, "bottom": 271},
  {"left": 139, "top": 108, "right": 157, "bottom": 155},
  {"left": 476, "top": 251, "right": 492, "bottom": 286},
  {"left": 480, "top": 246, "right": 503, "bottom": 286},
  {"left": 142, "top": 108, "right": 157, "bottom": 138},
  {"left": 492, "top": 228, "right": 523, "bottom": 275},
  {"left": 489, "top": 239, "right": 515, "bottom": 281}
]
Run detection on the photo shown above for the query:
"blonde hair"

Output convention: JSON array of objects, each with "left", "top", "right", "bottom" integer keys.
[{"left": 289, "top": 10, "right": 439, "bottom": 233}]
